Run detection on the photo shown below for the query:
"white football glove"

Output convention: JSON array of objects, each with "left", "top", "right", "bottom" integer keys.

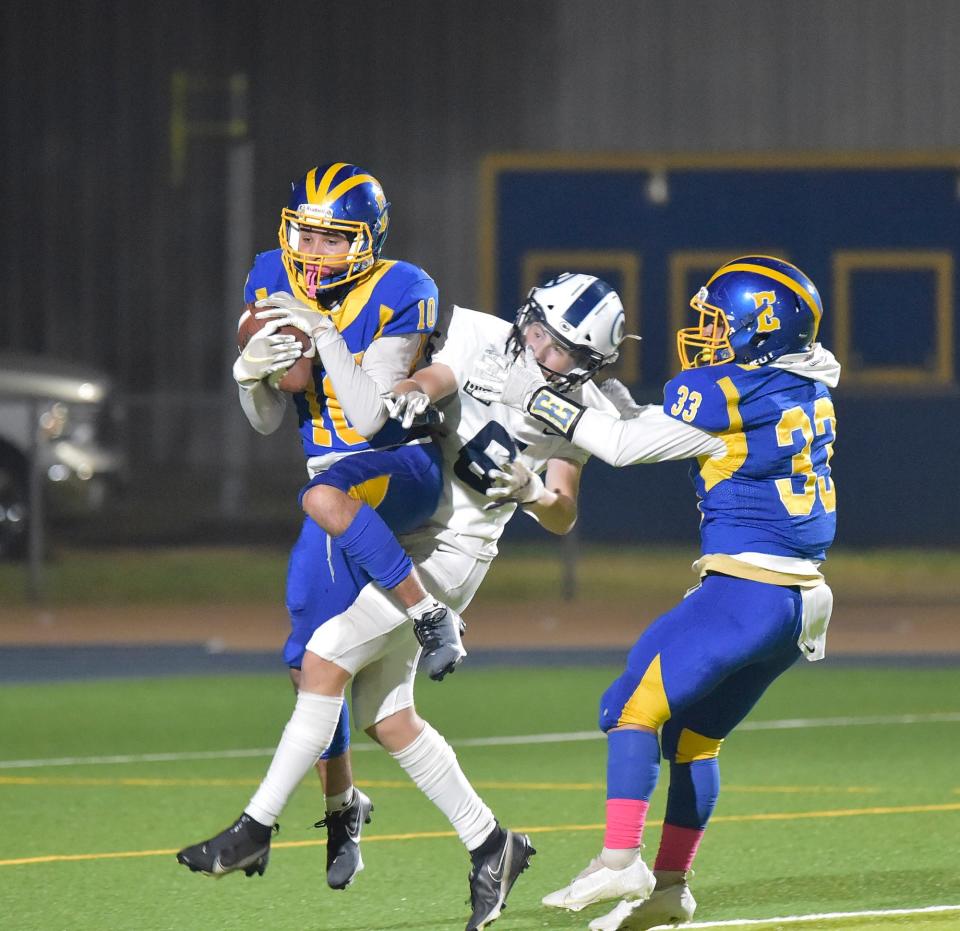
[
  {"left": 254, "top": 291, "right": 334, "bottom": 351},
  {"left": 599, "top": 378, "right": 644, "bottom": 419},
  {"left": 484, "top": 459, "right": 545, "bottom": 508},
  {"left": 233, "top": 321, "right": 304, "bottom": 389},
  {"left": 381, "top": 390, "right": 435, "bottom": 429},
  {"left": 463, "top": 346, "right": 547, "bottom": 410}
]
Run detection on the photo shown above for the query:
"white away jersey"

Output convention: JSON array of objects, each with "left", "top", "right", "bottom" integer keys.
[{"left": 400, "top": 305, "right": 619, "bottom": 560}]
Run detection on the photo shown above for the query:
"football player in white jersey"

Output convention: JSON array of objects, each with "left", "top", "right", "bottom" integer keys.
[{"left": 178, "top": 274, "right": 628, "bottom": 931}]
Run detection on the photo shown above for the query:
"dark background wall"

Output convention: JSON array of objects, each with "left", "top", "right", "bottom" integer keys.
[{"left": 3, "top": 0, "right": 960, "bottom": 546}]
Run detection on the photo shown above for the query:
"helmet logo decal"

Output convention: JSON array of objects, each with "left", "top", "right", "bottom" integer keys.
[
  {"left": 298, "top": 203, "right": 333, "bottom": 221},
  {"left": 611, "top": 313, "right": 625, "bottom": 346},
  {"left": 750, "top": 291, "right": 781, "bottom": 333},
  {"left": 716, "top": 261, "right": 822, "bottom": 330}
]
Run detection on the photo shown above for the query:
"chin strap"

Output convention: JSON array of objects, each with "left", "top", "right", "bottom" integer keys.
[{"left": 526, "top": 386, "right": 586, "bottom": 440}]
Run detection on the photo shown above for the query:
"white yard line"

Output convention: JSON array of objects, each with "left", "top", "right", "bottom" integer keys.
[
  {"left": 673, "top": 903, "right": 960, "bottom": 928},
  {"left": 1, "top": 711, "right": 959, "bottom": 770}
]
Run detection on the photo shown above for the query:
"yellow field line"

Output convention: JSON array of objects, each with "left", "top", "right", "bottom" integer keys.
[
  {"left": 0, "top": 776, "right": 603, "bottom": 790},
  {"left": 0, "top": 775, "right": 878, "bottom": 793},
  {"left": 2, "top": 802, "right": 958, "bottom": 869},
  {"left": 707, "top": 802, "right": 960, "bottom": 824}
]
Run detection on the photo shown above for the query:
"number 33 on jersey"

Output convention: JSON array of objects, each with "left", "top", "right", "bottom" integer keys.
[{"left": 664, "top": 363, "right": 836, "bottom": 562}]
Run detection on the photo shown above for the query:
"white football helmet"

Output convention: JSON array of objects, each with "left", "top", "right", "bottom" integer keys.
[{"left": 509, "top": 273, "right": 628, "bottom": 389}]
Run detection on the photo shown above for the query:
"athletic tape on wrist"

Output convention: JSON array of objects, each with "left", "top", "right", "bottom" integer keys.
[{"left": 527, "top": 386, "right": 586, "bottom": 439}]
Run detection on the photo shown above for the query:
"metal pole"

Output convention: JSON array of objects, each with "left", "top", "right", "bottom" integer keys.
[
  {"left": 26, "top": 399, "right": 46, "bottom": 602},
  {"left": 219, "top": 76, "right": 254, "bottom": 518},
  {"left": 561, "top": 519, "right": 579, "bottom": 601}
]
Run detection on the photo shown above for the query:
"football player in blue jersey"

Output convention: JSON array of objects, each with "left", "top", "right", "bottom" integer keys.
[
  {"left": 466, "top": 256, "right": 839, "bottom": 930},
  {"left": 183, "top": 163, "right": 462, "bottom": 890},
  {"left": 180, "top": 273, "right": 633, "bottom": 930}
]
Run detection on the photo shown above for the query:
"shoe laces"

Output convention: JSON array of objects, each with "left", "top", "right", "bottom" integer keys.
[
  {"left": 412, "top": 607, "right": 448, "bottom": 648},
  {"left": 314, "top": 804, "right": 354, "bottom": 837},
  {"left": 314, "top": 811, "right": 345, "bottom": 830}
]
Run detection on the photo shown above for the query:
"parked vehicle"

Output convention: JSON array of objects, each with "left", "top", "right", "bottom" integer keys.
[{"left": 0, "top": 353, "right": 123, "bottom": 558}]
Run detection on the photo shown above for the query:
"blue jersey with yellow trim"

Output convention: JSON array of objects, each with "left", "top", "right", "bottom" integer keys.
[
  {"left": 244, "top": 249, "right": 437, "bottom": 458},
  {"left": 663, "top": 363, "right": 837, "bottom": 561}
]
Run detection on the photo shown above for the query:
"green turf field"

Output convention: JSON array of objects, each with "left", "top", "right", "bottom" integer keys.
[
  {"left": 2, "top": 545, "right": 959, "bottom": 606},
  {"left": 1, "top": 664, "right": 958, "bottom": 930}
]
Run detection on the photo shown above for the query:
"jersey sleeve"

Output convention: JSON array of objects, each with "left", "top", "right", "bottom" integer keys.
[
  {"left": 572, "top": 404, "right": 724, "bottom": 467},
  {"left": 662, "top": 368, "right": 734, "bottom": 434},
  {"left": 379, "top": 264, "right": 439, "bottom": 339},
  {"left": 314, "top": 332, "right": 425, "bottom": 439}
]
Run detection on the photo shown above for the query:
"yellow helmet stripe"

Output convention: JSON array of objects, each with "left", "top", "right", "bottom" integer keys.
[
  {"left": 324, "top": 173, "right": 378, "bottom": 205},
  {"left": 708, "top": 259, "right": 822, "bottom": 331},
  {"left": 308, "top": 163, "right": 350, "bottom": 203}
]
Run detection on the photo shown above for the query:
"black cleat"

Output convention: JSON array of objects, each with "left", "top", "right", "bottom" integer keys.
[
  {"left": 413, "top": 605, "right": 467, "bottom": 681},
  {"left": 176, "top": 813, "right": 276, "bottom": 878},
  {"left": 314, "top": 788, "right": 374, "bottom": 889},
  {"left": 465, "top": 828, "right": 536, "bottom": 930}
]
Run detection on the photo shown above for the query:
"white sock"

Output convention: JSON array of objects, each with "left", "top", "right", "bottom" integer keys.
[
  {"left": 600, "top": 846, "right": 639, "bottom": 870},
  {"left": 391, "top": 722, "right": 495, "bottom": 851},
  {"left": 325, "top": 786, "right": 355, "bottom": 813},
  {"left": 406, "top": 594, "right": 440, "bottom": 618},
  {"left": 246, "top": 692, "right": 344, "bottom": 826}
]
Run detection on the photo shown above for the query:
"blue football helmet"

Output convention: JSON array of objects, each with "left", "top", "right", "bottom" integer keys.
[
  {"left": 677, "top": 255, "right": 823, "bottom": 369},
  {"left": 278, "top": 162, "right": 390, "bottom": 297},
  {"left": 508, "top": 273, "right": 627, "bottom": 390}
]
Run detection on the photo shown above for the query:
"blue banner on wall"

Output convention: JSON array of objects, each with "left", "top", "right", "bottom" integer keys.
[
  {"left": 481, "top": 153, "right": 959, "bottom": 391},
  {"left": 480, "top": 153, "right": 960, "bottom": 546}
]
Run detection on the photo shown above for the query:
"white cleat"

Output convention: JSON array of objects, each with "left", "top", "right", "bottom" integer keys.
[
  {"left": 587, "top": 882, "right": 697, "bottom": 930},
  {"left": 542, "top": 853, "right": 655, "bottom": 912}
]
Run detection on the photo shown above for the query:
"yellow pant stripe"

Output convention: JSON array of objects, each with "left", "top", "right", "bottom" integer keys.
[
  {"left": 675, "top": 728, "right": 724, "bottom": 763},
  {"left": 348, "top": 475, "right": 390, "bottom": 509},
  {"left": 618, "top": 654, "right": 671, "bottom": 729}
]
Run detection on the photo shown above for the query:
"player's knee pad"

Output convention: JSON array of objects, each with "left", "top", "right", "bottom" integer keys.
[
  {"left": 351, "top": 645, "right": 418, "bottom": 732},
  {"left": 352, "top": 682, "right": 416, "bottom": 735},
  {"left": 304, "top": 615, "right": 347, "bottom": 663},
  {"left": 599, "top": 654, "right": 671, "bottom": 733},
  {"left": 320, "top": 703, "right": 351, "bottom": 759}
]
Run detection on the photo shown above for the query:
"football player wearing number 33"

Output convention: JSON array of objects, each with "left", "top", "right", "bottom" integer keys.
[{"left": 465, "top": 256, "right": 839, "bottom": 931}]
